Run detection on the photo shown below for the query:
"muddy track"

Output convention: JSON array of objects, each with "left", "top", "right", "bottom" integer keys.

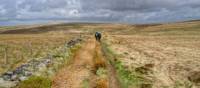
[
  {"left": 52, "top": 38, "right": 120, "bottom": 88},
  {"left": 97, "top": 42, "right": 121, "bottom": 88}
]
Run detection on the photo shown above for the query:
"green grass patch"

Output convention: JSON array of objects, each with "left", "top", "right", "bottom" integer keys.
[
  {"left": 82, "top": 78, "right": 89, "bottom": 88},
  {"left": 16, "top": 76, "right": 52, "bottom": 88},
  {"left": 115, "top": 60, "right": 151, "bottom": 88},
  {"left": 101, "top": 42, "right": 152, "bottom": 88}
]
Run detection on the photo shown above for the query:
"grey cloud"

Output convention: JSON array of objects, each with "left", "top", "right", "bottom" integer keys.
[
  {"left": 80, "top": 0, "right": 200, "bottom": 23},
  {"left": 0, "top": 0, "right": 17, "bottom": 18},
  {"left": 80, "top": 0, "right": 179, "bottom": 11},
  {"left": 1, "top": 0, "right": 200, "bottom": 25}
]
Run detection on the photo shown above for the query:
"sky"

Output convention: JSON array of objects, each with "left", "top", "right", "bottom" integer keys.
[{"left": 0, "top": 0, "right": 200, "bottom": 25}]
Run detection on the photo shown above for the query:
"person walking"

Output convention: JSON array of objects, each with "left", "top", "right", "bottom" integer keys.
[{"left": 95, "top": 32, "right": 101, "bottom": 42}]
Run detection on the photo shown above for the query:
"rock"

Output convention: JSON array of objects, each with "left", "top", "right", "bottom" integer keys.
[
  {"left": 21, "top": 64, "right": 29, "bottom": 68},
  {"left": 2, "top": 71, "right": 13, "bottom": 81},
  {"left": 24, "top": 71, "right": 32, "bottom": 76},
  {"left": 0, "top": 79, "right": 17, "bottom": 88},
  {"left": 2, "top": 75, "right": 11, "bottom": 81},
  {"left": 42, "top": 59, "right": 51, "bottom": 65},
  {"left": 5, "top": 71, "right": 13, "bottom": 76},
  {"left": 67, "top": 40, "right": 76, "bottom": 47},
  {"left": 14, "top": 68, "right": 23, "bottom": 74},
  {"left": 67, "top": 38, "right": 82, "bottom": 47},
  {"left": 45, "top": 59, "right": 51, "bottom": 64},
  {"left": 0, "top": 78, "right": 4, "bottom": 82},
  {"left": 19, "top": 76, "right": 27, "bottom": 81},
  {"left": 11, "top": 75, "right": 18, "bottom": 81}
]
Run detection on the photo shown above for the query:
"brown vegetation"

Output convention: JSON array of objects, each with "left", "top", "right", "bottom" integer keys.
[
  {"left": 1, "top": 20, "right": 200, "bottom": 88},
  {"left": 0, "top": 33, "right": 75, "bottom": 74}
]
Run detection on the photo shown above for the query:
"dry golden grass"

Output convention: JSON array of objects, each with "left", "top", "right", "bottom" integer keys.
[
  {"left": 1, "top": 20, "right": 200, "bottom": 88},
  {"left": 104, "top": 21, "right": 200, "bottom": 88},
  {"left": 0, "top": 32, "right": 75, "bottom": 74}
]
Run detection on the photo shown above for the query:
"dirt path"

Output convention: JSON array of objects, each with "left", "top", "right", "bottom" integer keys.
[
  {"left": 52, "top": 38, "right": 96, "bottom": 88},
  {"left": 52, "top": 38, "right": 120, "bottom": 88}
]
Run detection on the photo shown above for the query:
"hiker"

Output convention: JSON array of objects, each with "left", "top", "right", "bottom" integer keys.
[{"left": 95, "top": 32, "right": 101, "bottom": 41}]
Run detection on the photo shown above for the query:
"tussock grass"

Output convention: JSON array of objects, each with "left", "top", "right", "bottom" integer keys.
[{"left": 16, "top": 76, "right": 52, "bottom": 88}]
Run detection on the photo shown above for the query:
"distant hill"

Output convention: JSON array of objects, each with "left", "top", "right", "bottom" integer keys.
[{"left": 0, "top": 19, "right": 200, "bottom": 34}]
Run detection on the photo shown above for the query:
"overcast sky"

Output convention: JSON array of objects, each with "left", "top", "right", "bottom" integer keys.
[{"left": 0, "top": 0, "right": 200, "bottom": 25}]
